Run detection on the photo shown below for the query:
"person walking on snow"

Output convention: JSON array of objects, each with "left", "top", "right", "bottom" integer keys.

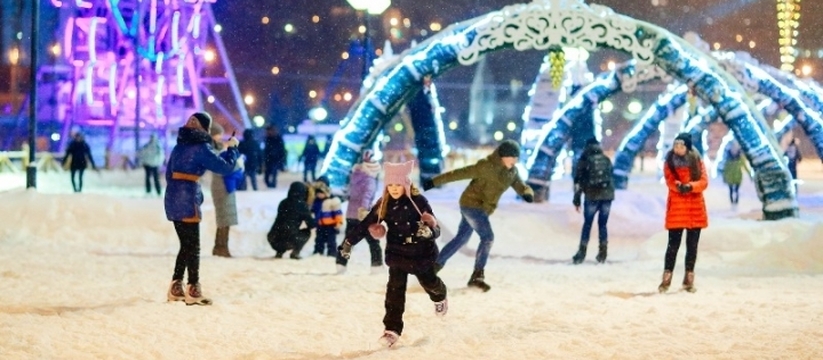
[
  {"left": 164, "top": 112, "right": 239, "bottom": 305},
  {"left": 335, "top": 150, "right": 383, "bottom": 274},
  {"left": 658, "top": 133, "right": 708, "bottom": 294},
  {"left": 721, "top": 142, "right": 749, "bottom": 206},
  {"left": 338, "top": 161, "right": 447, "bottom": 347},
  {"left": 237, "top": 129, "right": 262, "bottom": 191},
  {"left": 138, "top": 133, "right": 165, "bottom": 196},
  {"left": 208, "top": 123, "right": 245, "bottom": 258},
  {"left": 571, "top": 138, "right": 615, "bottom": 264},
  {"left": 62, "top": 132, "right": 98, "bottom": 193},
  {"left": 421, "top": 139, "right": 535, "bottom": 292}
]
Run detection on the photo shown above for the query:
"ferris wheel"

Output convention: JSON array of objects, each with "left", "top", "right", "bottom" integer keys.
[{"left": 44, "top": 0, "right": 248, "bottom": 152}]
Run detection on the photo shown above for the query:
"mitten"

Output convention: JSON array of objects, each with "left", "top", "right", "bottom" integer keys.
[
  {"left": 677, "top": 183, "right": 693, "bottom": 194},
  {"left": 422, "top": 178, "right": 435, "bottom": 191},
  {"left": 420, "top": 213, "right": 437, "bottom": 228},
  {"left": 368, "top": 223, "right": 387, "bottom": 239},
  {"left": 338, "top": 240, "right": 352, "bottom": 259},
  {"left": 522, "top": 193, "right": 534, "bottom": 203}
]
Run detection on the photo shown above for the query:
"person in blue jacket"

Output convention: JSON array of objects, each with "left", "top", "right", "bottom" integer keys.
[{"left": 164, "top": 112, "right": 239, "bottom": 306}]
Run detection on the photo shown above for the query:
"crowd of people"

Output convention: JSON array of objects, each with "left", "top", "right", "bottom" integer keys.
[{"left": 59, "top": 111, "right": 813, "bottom": 347}]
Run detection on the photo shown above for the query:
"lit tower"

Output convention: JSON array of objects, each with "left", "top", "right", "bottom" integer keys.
[{"left": 44, "top": 0, "right": 249, "bottom": 154}]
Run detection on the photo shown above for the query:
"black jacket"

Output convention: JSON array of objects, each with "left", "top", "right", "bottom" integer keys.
[
  {"left": 264, "top": 134, "right": 287, "bottom": 168},
  {"left": 238, "top": 129, "right": 262, "bottom": 170},
  {"left": 349, "top": 194, "right": 440, "bottom": 273},
  {"left": 573, "top": 144, "right": 615, "bottom": 206},
  {"left": 63, "top": 139, "right": 96, "bottom": 170},
  {"left": 268, "top": 182, "right": 315, "bottom": 251}
]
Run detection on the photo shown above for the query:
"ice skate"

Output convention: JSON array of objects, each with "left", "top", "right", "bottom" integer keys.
[
  {"left": 596, "top": 244, "right": 607, "bottom": 264},
  {"left": 658, "top": 270, "right": 673, "bottom": 293},
  {"left": 467, "top": 269, "right": 491, "bottom": 292},
  {"left": 378, "top": 330, "right": 400, "bottom": 347},
  {"left": 434, "top": 299, "right": 448, "bottom": 317},
  {"left": 572, "top": 245, "right": 587, "bottom": 264},
  {"left": 185, "top": 283, "right": 213, "bottom": 306},
  {"left": 682, "top": 271, "right": 696, "bottom": 293},
  {"left": 167, "top": 280, "right": 185, "bottom": 302}
]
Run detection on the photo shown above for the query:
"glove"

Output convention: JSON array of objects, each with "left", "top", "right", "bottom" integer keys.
[
  {"left": 421, "top": 178, "right": 435, "bottom": 191},
  {"left": 338, "top": 240, "right": 352, "bottom": 259},
  {"left": 226, "top": 137, "right": 239, "bottom": 148},
  {"left": 522, "top": 193, "right": 534, "bottom": 203},
  {"left": 677, "top": 183, "right": 693, "bottom": 194}
]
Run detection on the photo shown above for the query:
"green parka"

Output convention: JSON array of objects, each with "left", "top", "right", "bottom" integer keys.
[{"left": 431, "top": 148, "right": 533, "bottom": 215}]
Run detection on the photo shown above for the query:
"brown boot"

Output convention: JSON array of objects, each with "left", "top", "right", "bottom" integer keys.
[
  {"left": 658, "top": 270, "right": 673, "bottom": 293},
  {"left": 682, "top": 271, "right": 696, "bottom": 293},
  {"left": 212, "top": 227, "right": 231, "bottom": 257}
]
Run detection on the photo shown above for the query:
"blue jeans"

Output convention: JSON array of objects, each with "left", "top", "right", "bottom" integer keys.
[
  {"left": 580, "top": 199, "right": 611, "bottom": 246},
  {"left": 436, "top": 207, "right": 494, "bottom": 270}
]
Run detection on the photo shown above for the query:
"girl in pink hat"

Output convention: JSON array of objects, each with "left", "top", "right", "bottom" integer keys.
[{"left": 339, "top": 160, "right": 447, "bottom": 347}]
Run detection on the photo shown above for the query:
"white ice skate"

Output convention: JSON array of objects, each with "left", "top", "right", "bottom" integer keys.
[
  {"left": 434, "top": 299, "right": 448, "bottom": 317},
  {"left": 378, "top": 330, "right": 400, "bottom": 347}
]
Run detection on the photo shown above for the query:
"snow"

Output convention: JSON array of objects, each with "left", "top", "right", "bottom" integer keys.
[{"left": 2, "top": 162, "right": 823, "bottom": 359}]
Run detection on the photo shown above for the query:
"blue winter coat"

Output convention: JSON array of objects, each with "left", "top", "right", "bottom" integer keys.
[{"left": 164, "top": 127, "right": 239, "bottom": 223}]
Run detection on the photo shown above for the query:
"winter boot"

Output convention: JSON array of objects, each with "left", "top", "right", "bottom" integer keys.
[
  {"left": 273, "top": 252, "right": 284, "bottom": 259},
  {"left": 467, "top": 269, "right": 491, "bottom": 292},
  {"left": 682, "top": 271, "right": 696, "bottom": 293},
  {"left": 378, "top": 330, "right": 400, "bottom": 347},
  {"left": 572, "top": 245, "right": 587, "bottom": 264},
  {"left": 212, "top": 227, "right": 231, "bottom": 257},
  {"left": 289, "top": 251, "right": 302, "bottom": 260},
  {"left": 185, "top": 283, "right": 213, "bottom": 306},
  {"left": 658, "top": 270, "right": 673, "bottom": 293},
  {"left": 596, "top": 244, "right": 608, "bottom": 263},
  {"left": 434, "top": 299, "right": 448, "bottom": 317},
  {"left": 167, "top": 280, "right": 185, "bottom": 302}
]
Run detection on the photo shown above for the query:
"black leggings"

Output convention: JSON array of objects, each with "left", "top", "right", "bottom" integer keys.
[
  {"left": 70, "top": 168, "right": 85, "bottom": 192},
  {"left": 144, "top": 166, "right": 161, "bottom": 194},
  {"left": 728, "top": 184, "right": 740, "bottom": 204},
  {"left": 665, "top": 228, "right": 701, "bottom": 272},
  {"left": 172, "top": 221, "right": 201, "bottom": 284},
  {"left": 383, "top": 265, "right": 447, "bottom": 335}
]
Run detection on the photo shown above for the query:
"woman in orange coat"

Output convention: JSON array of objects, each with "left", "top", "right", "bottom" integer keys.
[{"left": 659, "top": 133, "right": 708, "bottom": 293}]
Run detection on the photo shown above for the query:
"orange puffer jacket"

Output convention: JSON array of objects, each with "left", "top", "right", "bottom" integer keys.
[{"left": 663, "top": 154, "right": 708, "bottom": 230}]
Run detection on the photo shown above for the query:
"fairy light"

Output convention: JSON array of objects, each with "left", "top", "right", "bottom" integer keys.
[{"left": 777, "top": 0, "right": 801, "bottom": 72}]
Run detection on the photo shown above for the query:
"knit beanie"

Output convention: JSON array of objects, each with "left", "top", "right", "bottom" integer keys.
[
  {"left": 383, "top": 161, "right": 414, "bottom": 196},
  {"left": 496, "top": 139, "right": 521, "bottom": 158},
  {"left": 191, "top": 112, "right": 212, "bottom": 131},
  {"left": 674, "top": 132, "right": 693, "bottom": 151}
]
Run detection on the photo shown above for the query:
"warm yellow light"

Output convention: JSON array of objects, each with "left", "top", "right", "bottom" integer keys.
[
  {"left": 203, "top": 49, "right": 216, "bottom": 62},
  {"left": 801, "top": 64, "right": 813, "bottom": 76},
  {"left": 244, "top": 94, "right": 254, "bottom": 106},
  {"left": 271, "top": 66, "right": 280, "bottom": 75},
  {"left": 429, "top": 22, "right": 442, "bottom": 31},
  {"left": 341, "top": 52, "right": 349, "bottom": 60},
  {"left": 448, "top": 121, "right": 458, "bottom": 130},
  {"left": 735, "top": 34, "right": 743, "bottom": 42},
  {"left": 334, "top": 94, "right": 342, "bottom": 102},
  {"left": 713, "top": 42, "right": 721, "bottom": 50},
  {"left": 343, "top": 92, "right": 353, "bottom": 101},
  {"left": 506, "top": 122, "right": 517, "bottom": 132},
  {"left": 261, "top": 16, "right": 269, "bottom": 24},
  {"left": 390, "top": 18, "right": 398, "bottom": 26},
  {"left": 50, "top": 44, "right": 61, "bottom": 56},
  {"left": 607, "top": 61, "right": 615, "bottom": 70},
  {"left": 284, "top": 24, "right": 294, "bottom": 33},
  {"left": 749, "top": 41, "right": 756, "bottom": 48},
  {"left": 309, "top": 90, "right": 317, "bottom": 98},
  {"left": 358, "top": 25, "right": 366, "bottom": 34},
  {"left": 312, "top": 15, "right": 320, "bottom": 23},
  {"left": 493, "top": 131, "right": 504, "bottom": 141}
]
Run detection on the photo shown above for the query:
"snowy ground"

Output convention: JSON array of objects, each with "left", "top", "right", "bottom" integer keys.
[{"left": 1, "top": 162, "right": 823, "bottom": 359}]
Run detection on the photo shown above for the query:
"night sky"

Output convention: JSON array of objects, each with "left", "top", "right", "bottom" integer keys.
[{"left": 210, "top": 0, "right": 823, "bottom": 139}]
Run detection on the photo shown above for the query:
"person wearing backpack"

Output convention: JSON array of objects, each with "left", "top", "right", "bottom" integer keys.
[{"left": 571, "top": 138, "right": 615, "bottom": 264}]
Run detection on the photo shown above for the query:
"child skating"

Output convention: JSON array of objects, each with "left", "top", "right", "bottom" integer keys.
[{"left": 339, "top": 161, "right": 447, "bottom": 347}]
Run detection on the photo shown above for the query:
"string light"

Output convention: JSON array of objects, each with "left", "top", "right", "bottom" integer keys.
[{"left": 776, "top": 0, "right": 801, "bottom": 72}]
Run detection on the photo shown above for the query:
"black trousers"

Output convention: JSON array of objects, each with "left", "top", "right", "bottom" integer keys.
[
  {"left": 172, "top": 221, "right": 201, "bottom": 284},
  {"left": 264, "top": 163, "right": 279, "bottom": 188},
  {"left": 664, "top": 228, "right": 701, "bottom": 272},
  {"left": 336, "top": 219, "right": 383, "bottom": 266},
  {"left": 70, "top": 168, "right": 85, "bottom": 192},
  {"left": 728, "top": 184, "right": 740, "bottom": 204},
  {"left": 144, "top": 166, "right": 161, "bottom": 194},
  {"left": 383, "top": 265, "right": 447, "bottom": 335}
]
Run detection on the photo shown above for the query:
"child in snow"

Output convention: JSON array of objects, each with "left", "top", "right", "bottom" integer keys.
[
  {"left": 338, "top": 161, "right": 447, "bottom": 347},
  {"left": 721, "top": 142, "right": 749, "bottom": 206},
  {"left": 209, "top": 123, "right": 245, "bottom": 257},
  {"left": 335, "top": 150, "right": 383, "bottom": 274},
  {"left": 311, "top": 178, "right": 343, "bottom": 256},
  {"left": 164, "top": 112, "right": 239, "bottom": 305},
  {"left": 659, "top": 133, "right": 708, "bottom": 293},
  {"left": 268, "top": 181, "right": 316, "bottom": 259},
  {"left": 421, "top": 139, "right": 535, "bottom": 291}
]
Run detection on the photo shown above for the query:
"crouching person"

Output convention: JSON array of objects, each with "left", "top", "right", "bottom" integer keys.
[{"left": 268, "top": 182, "right": 316, "bottom": 259}]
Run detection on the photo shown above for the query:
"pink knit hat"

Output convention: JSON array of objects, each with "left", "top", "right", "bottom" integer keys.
[{"left": 383, "top": 161, "right": 414, "bottom": 195}]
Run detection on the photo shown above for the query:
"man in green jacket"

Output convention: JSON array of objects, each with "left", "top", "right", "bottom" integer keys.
[{"left": 422, "top": 140, "right": 534, "bottom": 291}]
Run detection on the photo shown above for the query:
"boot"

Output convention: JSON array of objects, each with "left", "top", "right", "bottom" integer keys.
[
  {"left": 682, "top": 271, "right": 696, "bottom": 293},
  {"left": 185, "top": 283, "right": 213, "bottom": 306},
  {"left": 167, "top": 280, "right": 185, "bottom": 302},
  {"left": 596, "top": 244, "right": 608, "bottom": 263},
  {"left": 434, "top": 298, "right": 448, "bottom": 317},
  {"left": 212, "top": 227, "right": 231, "bottom": 257},
  {"left": 467, "top": 269, "right": 491, "bottom": 292},
  {"left": 658, "top": 270, "right": 673, "bottom": 293},
  {"left": 572, "top": 245, "right": 587, "bottom": 264}
]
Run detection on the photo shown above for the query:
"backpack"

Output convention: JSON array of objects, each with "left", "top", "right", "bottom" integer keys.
[{"left": 585, "top": 154, "right": 613, "bottom": 189}]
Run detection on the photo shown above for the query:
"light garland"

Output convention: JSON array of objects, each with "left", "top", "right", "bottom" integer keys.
[
  {"left": 776, "top": 0, "right": 801, "bottom": 72},
  {"left": 548, "top": 48, "right": 565, "bottom": 89}
]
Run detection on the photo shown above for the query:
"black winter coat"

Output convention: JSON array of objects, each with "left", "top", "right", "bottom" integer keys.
[
  {"left": 573, "top": 144, "right": 615, "bottom": 206},
  {"left": 268, "top": 182, "right": 315, "bottom": 251},
  {"left": 349, "top": 194, "right": 440, "bottom": 273},
  {"left": 238, "top": 130, "right": 262, "bottom": 171},
  {"left": 63, "top": 140, "right": 96, "bottom": 170}
]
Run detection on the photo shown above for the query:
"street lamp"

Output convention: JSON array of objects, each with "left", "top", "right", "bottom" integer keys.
[{"left": 347, "top": 0, "right": 391, "bottom": 79}]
